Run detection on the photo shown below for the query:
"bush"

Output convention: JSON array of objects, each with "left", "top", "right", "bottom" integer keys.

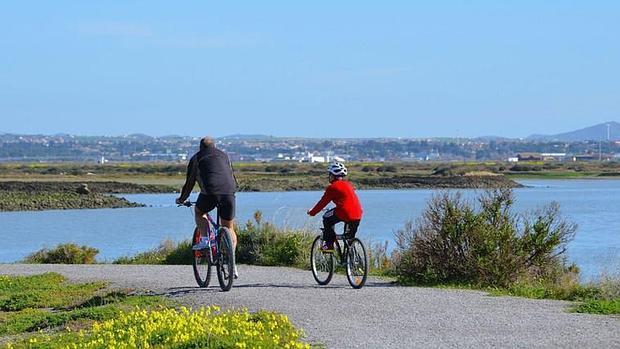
[
  {"left": 510, "top": 164, "right": 542, "bottom": 172},
  {"left": 367, "top": 240, "right": 393, "bottom": 275},
  {"left": 237, "top": 212, "right": 314, "bottom": 268},
  {"left": 376, "top": 165, "right": 398, "bottom": 173},
  {"left": 394, "top": 188, "right": 577, "bottom": 287},
  {"left": 361, "top": 166, "right": 375, "bottom": 172},
  {"left": 113, "top": 239, "right": 193, "bottom": 265},
  {"left": 24, "top": 243, "right": 99, "bottom": 264},
  {"left": 115, "top": 212, "right": 314, "bottom": 268}
]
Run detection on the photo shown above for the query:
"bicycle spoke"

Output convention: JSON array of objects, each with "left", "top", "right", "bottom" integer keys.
[
  {"left": 346, "top": 239, "right": 368, "bottom": 289},
  {"left": 311, "top": 235, "right": 334, "bottom": 285}
]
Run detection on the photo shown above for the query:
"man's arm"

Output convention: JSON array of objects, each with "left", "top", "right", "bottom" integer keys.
[
  {"left": 176, "top": 157, "right": 197, "bottom": 204},
  {"left": 229, "top": 157, "right": 239, "bottom": 191}
]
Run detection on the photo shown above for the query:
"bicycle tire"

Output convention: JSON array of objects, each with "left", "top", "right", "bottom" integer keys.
[
  {"left": 192, "top": 227, "right": 211, "bottom": 288},
  {"left": 345, "top": 238, "right": 368, "bottom": 289},
  {"left": 310, "top": 235, "right": 334, "bottom": 285},
  {"left": 217, "top": 227, "right": 235, "bottom": 291}
]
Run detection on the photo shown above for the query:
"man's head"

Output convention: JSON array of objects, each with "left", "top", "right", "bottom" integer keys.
[{"left": 199, "top": 137, "right": 215, "bottom": 150}]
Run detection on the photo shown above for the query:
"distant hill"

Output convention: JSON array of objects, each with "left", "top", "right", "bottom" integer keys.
[
  {"left": 528, "top": 121, "right": 620, "bottom": 141},
  {"left": 219, "top": 134, "right": 275, "bottom": 140}
]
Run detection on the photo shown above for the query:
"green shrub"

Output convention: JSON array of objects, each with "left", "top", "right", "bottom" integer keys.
[
  {"left": 367, "top": 240, "right": 394, "bottom": 275},
  {"left": 510, "top": 164, "right": 542, "bottom": 172},
  {"left": 237, "top": 213, "right": 314, "bottom": 268},
  {"left": 394, "top": 188, "right": 577, "bottom": 287},
  {"left": 114, "top": 239, "right": 193, "bottom": 265},
  {"left": 573, "top": 298, "right": 620, "bottom": 315},
  {"left": 24, "top": 243, "right": 99, "bottom": 264}
]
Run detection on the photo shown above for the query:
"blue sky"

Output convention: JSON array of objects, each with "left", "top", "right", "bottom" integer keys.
[{"left": 1, "top": 1, "right": 618, "bottom": 138}]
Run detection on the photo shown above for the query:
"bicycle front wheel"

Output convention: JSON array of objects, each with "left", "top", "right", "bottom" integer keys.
[
  {"left": 216, "top": 227, "right": 235, "bottom": 291},
  {"left": 345, "top": 238, "right": 368, "bottom": 289},
  {"left": 310, "top": 235, "right": 334, "bottom": 285},
  {"left": 192, "top": 227, "right": 211, "bottom": 288}
]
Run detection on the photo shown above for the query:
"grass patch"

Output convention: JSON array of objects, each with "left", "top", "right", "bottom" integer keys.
[
  {"left": 0, "top": 273, "right": 172, "bottom": 342},
  {"left": 572, "top": 298, "right": 620, "bottom": 315},
  {"left": 0, "top": 273, "right": 106, "bottom": 311},
  {"left": 5, "top": 307, "right": 310, "bottom": 349},
  {"left": 0, "top": 273, "right": 310, "bottom": 348}
]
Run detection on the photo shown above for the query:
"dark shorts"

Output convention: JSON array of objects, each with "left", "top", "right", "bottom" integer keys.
[
  {"left": 322, "top": 208, "right": 361, "bottom": 242},
  {"left": 196, "top": 193, "right": 236, "bottom": 221}
]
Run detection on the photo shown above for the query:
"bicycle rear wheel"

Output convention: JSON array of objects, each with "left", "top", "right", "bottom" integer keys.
[
  {"left": 192, "top": 227, "right": 211, "bottom": 288},
  {"left": 345, "top": 238, "right": 368, "bottom": 289},
  {"left": 310, "top": 235, "right": 334, "bottom": 285},
  {"left": 216, "top": 227, "right": 234, "bottom": 291}
]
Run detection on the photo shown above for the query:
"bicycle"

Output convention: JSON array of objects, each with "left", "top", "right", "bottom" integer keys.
[
  {"left": 180, "top": 201, "right": 235, "bottom": 291},
  {"left": 310, "top": 223, "right": 368, "bottom": 289}
]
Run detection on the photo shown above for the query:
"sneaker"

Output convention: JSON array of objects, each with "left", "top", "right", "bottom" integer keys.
[
  {"left": 321, "top": 242, "right": 334, "bottom": 253},
  {"left": 192, "top": 237, "right": 209, "bottom": 250},
  {"left": 233, "top": 265, "right": 239, "bottom": 279}
]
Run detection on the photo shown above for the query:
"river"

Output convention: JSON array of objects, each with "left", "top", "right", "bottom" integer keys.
[{"left": 1, "top": 179, "right": 618, "bottom": 280}]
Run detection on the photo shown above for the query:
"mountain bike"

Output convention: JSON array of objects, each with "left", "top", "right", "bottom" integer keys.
[
  {"left": 310, "top": 223, "right": 368, "bottom": 289},
  {"left": 180, "top": 201, "right": 235, "bottom": 291}
]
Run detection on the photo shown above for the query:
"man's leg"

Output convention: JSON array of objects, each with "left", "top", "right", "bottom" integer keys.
[
  {"left": 194, "top": 206, "right": 209, "bottom": 238},
  {"left": 193, "top": 194, "right": 217, "bottom": 248},
  {"left": 218, "top": 194, "right": 238, "bottom": 278},
  {"left": 220, "top": 218, "right": 236, "bottom": 249}
]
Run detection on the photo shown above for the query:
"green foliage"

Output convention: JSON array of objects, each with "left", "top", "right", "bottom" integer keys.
[
  {"left": 237, "top": 213, "right": 314, "bottom": 268},
  {"left": 0, "top": 304, "right": 120, "bottom": 336},
  {"left": 572, "top": 298, "right": 620, "bottom": 315},
  {"left": 0, "top": 273, "right": 171, "bottom": 337},
  {"left": 493, "top": 277, "right": 601, "bottom": 301},
  {"left": 24, "top": 243, "right": 99, "bottom": 264},
  {"left": 0, "top": 273, "right": 307, "bottom": 348},
  {"left": 394, "top": 188, "right": 577, "bottom": 287},
  {"left": 366, "top": 240, "right": 394, "bottom": 275},
  {"left": 510, "top": 164, "right": 543, "bottom": 172},
  {"left": 0, "top": 273, "right": 106, "bottom": 312},
  {"left": 113, "top": 240, "right": 193, "bottom": 265},
  {"left": 4, "top": 307, "right": 309, "bottom": 349}
]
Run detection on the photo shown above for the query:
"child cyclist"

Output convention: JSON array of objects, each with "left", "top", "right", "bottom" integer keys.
[{"left": 307, "top": 162, "right": 363, "bottom": 252}]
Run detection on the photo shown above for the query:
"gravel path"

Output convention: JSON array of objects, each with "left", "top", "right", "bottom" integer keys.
[{"left": 1, "top": 264, "right": 618, "bottom": 348}]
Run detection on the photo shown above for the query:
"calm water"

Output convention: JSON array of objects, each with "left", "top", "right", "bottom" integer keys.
[{"left": 1, "top": 179, "right": 618, "bottom": 279}]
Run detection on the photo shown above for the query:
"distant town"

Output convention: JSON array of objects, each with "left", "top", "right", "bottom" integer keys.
[{"left": 1, "top": 128, "right": 619, "bottom": 164}]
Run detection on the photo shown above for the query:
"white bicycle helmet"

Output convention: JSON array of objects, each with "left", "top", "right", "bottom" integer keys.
[{"left": 328, "top": 162, "right": 348, "bottom": 177}]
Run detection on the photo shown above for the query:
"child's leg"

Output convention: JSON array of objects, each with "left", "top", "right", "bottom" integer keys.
[
  {"left": 322, "top": 209, "right": 341, "bottom": 245},
  {"left": 345, "top": 220, "right": 361, "bottom": 240}
]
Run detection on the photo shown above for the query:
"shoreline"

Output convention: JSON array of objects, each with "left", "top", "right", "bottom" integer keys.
[{"left": 0, "top": 176, "right": 520, "bottom": 212}]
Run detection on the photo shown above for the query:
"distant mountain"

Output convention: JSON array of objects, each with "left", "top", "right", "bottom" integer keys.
[{"left": 528, "top": 121, "right": 620, "bottom": 142}]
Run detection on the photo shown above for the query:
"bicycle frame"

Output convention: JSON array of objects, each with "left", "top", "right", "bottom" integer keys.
[
  {"left": 328, "top": 223, "right": 353, "bottom": 265},
  {"left": 184, "top": 201, "right": 221, "bottom": 265},
  {"left": 202, "top": 212, "right": 221, "bottom": 264}
]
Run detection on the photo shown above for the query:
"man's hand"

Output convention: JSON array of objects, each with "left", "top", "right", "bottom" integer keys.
[
  {"left": 307, "top": 209, "right": 314, "bottom": 216},
  {"left": 175, "top": 197, "right": 184, "bottom": 205}
]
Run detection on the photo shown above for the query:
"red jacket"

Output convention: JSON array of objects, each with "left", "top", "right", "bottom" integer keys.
[{"left": 309, "top": 179, "right": 363, "bottom": 221}]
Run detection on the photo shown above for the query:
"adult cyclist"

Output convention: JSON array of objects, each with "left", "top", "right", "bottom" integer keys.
[
  {"left": 307, "top": 162, "right": 363, "bottom": 251},
  {"left": 176, "top": 137, "right": 238, "bottom": 278}
]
